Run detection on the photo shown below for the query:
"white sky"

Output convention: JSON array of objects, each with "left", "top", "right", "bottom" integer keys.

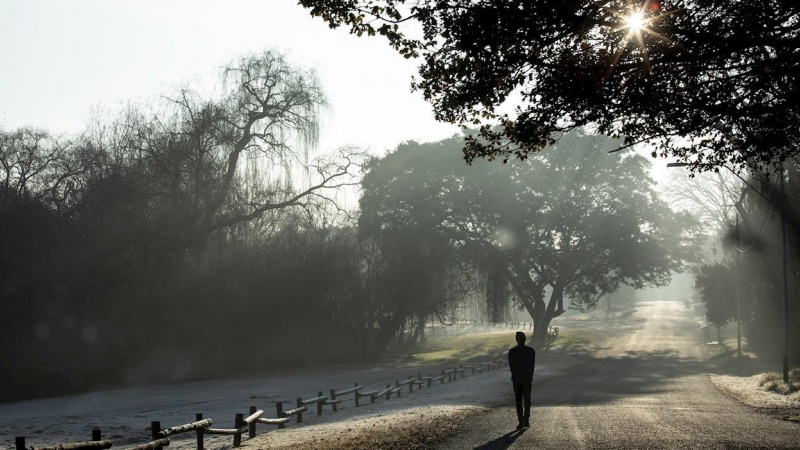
[{"left": 0, "top": 0, "right": 459, "bottom": 155}]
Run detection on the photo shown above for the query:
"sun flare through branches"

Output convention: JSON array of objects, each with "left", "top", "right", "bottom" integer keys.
[
  {"left": 608, "top": 0, "right": 678, "bottom": 76},
  {"left": 625, "top": 12, "right": 645, "bottom": 32}
]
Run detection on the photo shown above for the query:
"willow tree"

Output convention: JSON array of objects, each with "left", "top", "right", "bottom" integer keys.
[{"left": 86, "top": 50, "right": 361, "bottom": 262}]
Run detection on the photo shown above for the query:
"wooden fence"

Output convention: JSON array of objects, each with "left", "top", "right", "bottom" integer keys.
[
  {"left": 428, "top": 319, "right": 562, "bottom": 333},
  {"left": 427, "top": 320, "right": 559, "bottom": 345},
  {"left": 427, "top": 319, "right": 535, "bottom": 330},
  {"left": 14, "top": 352, "right": 507, "bottom": 450}
]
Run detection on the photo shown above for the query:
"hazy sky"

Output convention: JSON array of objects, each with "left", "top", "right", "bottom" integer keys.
[{"left": 0, "top": 0, "right": 459, "bottom": 156}]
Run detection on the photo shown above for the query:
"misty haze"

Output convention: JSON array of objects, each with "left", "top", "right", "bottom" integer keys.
[{"left": 1, "top": 1, "right": 799, "bottom": 449}]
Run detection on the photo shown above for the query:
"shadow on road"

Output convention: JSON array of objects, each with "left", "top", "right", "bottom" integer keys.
[
  {"left": 532, "top": 349, "right": 707, "bottom": 407},
  {"left": 472, "top": 429, "right": 526, "bottom": 449}
]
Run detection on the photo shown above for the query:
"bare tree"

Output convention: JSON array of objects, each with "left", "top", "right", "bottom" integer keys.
[
  {"left": 663, "top": 170, "right": 743, "bottom": 233},
  {"left": 0, "top": 127, "right": 86, "bottom": 212}
]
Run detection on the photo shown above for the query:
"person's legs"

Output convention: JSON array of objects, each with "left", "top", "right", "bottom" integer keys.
[
  {"left": 513, "top": 381, "right": 524, "bottom": 428},
  {"left": 522, "top": 379, "right": 532, "bottom": 427}
]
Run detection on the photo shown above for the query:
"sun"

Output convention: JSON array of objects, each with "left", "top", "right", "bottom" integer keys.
[
  {"left": 605, "top": 1, "right": 681, "bottom": 76},
  {"left": 625, "top": 12, "right": 645, "bottom": 32}
]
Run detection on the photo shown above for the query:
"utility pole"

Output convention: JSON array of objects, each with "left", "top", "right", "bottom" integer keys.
[
  {"left": 781, "top": 165, "right": 789, "bottom": 383},
  {"left": 736, "top": 212, "right": 741, "bottom": 358}
]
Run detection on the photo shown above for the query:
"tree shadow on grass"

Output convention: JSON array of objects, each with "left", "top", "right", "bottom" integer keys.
[{"left": 472, "top": 429, "right": 526, "bottom": 450}]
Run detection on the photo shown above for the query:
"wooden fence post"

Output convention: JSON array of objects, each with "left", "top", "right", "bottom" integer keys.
[
  {"left": 248, "top": 405, "right": 257, "bottom": 438},
  {"left": 275, "top": 403, "right": 285, "bottom": 430},
  {"left": 151, "top": 421, "right": 162, "bottom": 450},
  {"left": 440, "top": 369, "right": 445, "bottom": 384},
  {"left": 395, "top": 380, "right": 401, "bottom": 398},
  {"left": 92, "top": 428, "right": 101, "bottom": 441},
  {"left": 15, "top": 437, "right": 24, "bottom": 450},
  {"left": 408, "top": 375, "right": 413, "bottom": 393},
  {"left": 427, "top": 374, "right": 432, "bottom": 388},
  {"left": 317, "top": 391, "right": 324, "bottom": 416},
  {"left": 196, "top": 413, "right": 205, "bottom": 450},
  {"left": 296, "top": 398, "right": 303, "bottom": 423},
  {"left": 385, "top": 384, "right": 391, "bottom": 400},
  {"left": 233, "top": 413, "right": 244, "bottom": 447},
  {"left": 329, "top": 389, "right": 338, "bottom": 412}
]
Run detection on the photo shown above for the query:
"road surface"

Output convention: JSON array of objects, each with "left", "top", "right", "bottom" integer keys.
[{"left": 438, "top": 301, "right": 800, "bottom": 449}]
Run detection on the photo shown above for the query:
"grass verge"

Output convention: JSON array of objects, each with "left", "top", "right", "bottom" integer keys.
[
  {"left": 759, "top": 368, "right": 800, "bottom": 395},
  {"left": 399, "top": 327, "right": 598, "bottom": 366},
  {"left": 407, "top": 332, "right": 511, "bottom": 365}
]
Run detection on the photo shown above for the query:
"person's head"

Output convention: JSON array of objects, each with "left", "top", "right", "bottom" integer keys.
[{"left": 515, "top": 331, "right": 526, "bottom": 345}]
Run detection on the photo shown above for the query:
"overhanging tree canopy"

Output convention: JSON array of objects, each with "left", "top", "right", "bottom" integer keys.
[{"left": 300, "top": 0, "right": 800, "bottom": 173}]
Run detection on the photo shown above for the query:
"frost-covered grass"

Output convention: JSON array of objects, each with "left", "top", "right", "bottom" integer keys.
[
  {"left": 709, "top": 356, "right": 800, "bottom": 410},
  {"left": 706, "top": 335, "right": 800, "bottom": 410},
  {"left": 759, "top": 368, "right": 800, "bottom": 395},
  {"left": 710, "top": 371, "right": 800, "bottom": 410}
]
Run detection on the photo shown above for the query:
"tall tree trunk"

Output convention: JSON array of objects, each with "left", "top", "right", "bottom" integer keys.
[
  {"left": 530, "top": 285, "right": 565, "bottom": 345},
  {"left": 521, "top": 292, "right": 546, "bottom": 344},
  {"left": 367, "top": 314, "right": 405, "bottom": 361}
]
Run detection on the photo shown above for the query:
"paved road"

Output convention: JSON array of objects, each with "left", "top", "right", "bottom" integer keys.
[{"left": 438, "top": 301, "right": 800, "bottom": 449}]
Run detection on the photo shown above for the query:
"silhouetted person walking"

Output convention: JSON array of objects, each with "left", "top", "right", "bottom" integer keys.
[{"left": 508, "top": 331, "right": 535, "bottom": 430}]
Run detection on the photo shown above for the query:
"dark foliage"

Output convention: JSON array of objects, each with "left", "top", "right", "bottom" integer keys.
[
  {"left": 693, "top": 262, "right": 737, "bottom": 327},
  {"left": 300, "top": 0, "right": 800, "bottom": 172},
  {"left": 690, "top": 162, "right": 799, "bottom": 360},
  {"left": 358, "top": 129, "right": 698, "bottom": 343},
  {"left": 0, "top": 51, "right": 368, "bottom": 402}
]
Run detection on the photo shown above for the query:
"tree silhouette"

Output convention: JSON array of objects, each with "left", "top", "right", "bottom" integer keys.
[
  {"left": 694, "top": 262, "right": 737, "bottom": 327},
  {"left": 360, "top": 130, "right": 699, "bottom": 342},
  {"left": 82, "top": 50, "right": 362, "bottom": 262}
]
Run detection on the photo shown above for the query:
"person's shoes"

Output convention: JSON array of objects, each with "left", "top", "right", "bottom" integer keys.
[
  {"left": 516, "top": 422, "right": 524, "bottom": 431},
  {"left": 523, "top": 419, "right": 531, "bottom": 428}
]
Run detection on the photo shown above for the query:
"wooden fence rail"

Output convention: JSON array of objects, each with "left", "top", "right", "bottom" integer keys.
[
  {"left": 16, "top": 352, "right": 508, "bottom": 450},
  {"left": 127, "top": 438, "right": 170, "bottom": 450},
  {"left": 426, "top": 320, "right": 553, "bottom": 333},
  {"left": 16, "top": 429, "right": 113, "bottom": 450},
  {"left": 155, "top": 419, "right": 212, "bottom": 439}
]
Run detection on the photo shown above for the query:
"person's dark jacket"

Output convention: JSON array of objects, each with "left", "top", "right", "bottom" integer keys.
[{"left": 508, "top": 345, "right": 536, "bottom": 381}]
